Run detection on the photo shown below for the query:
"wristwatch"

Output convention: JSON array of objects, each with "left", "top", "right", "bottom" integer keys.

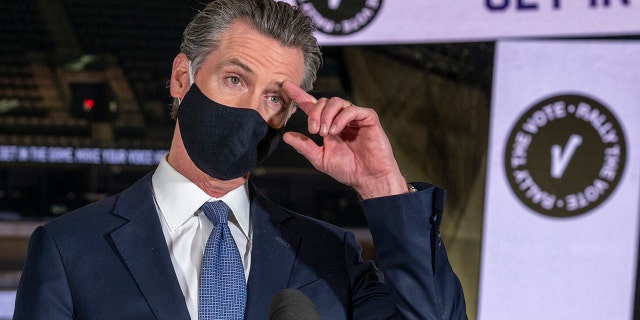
[{"left": 407, "top": 183, "right": 418, "bottom": 193}]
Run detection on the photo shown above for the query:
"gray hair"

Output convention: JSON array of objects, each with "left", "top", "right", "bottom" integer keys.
[{"left": 171, "top": 0, "right": 322, "bottom": 118}]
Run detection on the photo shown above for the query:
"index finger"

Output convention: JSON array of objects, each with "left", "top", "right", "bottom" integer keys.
[{"left": 282, "top": 80, "right": 317, "bottom": 114}]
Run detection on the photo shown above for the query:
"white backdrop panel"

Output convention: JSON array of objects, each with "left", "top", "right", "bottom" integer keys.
[
  {"left": 280, "top": 1, "right": 640, "bottom": 45},
  {"left": 479, "top": 40, "right": 640, "bottom": 320}
]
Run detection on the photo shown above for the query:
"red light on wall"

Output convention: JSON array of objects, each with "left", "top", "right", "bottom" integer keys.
[{"left": 82, "top": 99, "right": 95, "bottom": 111}]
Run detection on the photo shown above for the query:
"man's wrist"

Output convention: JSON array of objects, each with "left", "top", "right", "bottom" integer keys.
[{"left": 354, "top": 174, "right": 409, "bottom": 200}]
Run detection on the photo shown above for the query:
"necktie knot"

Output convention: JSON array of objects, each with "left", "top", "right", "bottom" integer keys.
[{"left": 201, "top": 201, "right": 230, "bottom": 225}]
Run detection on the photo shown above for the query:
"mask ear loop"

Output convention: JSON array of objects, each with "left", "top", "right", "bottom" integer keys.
[
  {"left": 280, "top": 101, "right": 297, "bottom": 128},
  {"left": 188, "top": 60, "right": 195, "bottom": 85}
]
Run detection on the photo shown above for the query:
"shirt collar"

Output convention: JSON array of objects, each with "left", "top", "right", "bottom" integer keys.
[{"left": 152, "top": 154, "right": 251, "bottom": 236}]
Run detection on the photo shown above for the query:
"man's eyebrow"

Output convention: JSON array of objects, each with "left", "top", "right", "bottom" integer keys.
[{"left": 223, "top": 58, "right": 255, "bottom": 75}]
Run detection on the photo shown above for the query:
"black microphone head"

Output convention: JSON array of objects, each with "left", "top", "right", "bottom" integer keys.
[{"left": 268, "top": 288, "right": 321, "bottom": 320}]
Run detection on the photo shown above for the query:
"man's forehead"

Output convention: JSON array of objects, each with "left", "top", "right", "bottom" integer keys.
[{"left": 213, "top": 21, "right": 306, "bottom": 83}]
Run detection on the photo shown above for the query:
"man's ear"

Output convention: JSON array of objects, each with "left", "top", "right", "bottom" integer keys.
[{"left": 170, "top": 53, "right": 191, "bottom": 100}]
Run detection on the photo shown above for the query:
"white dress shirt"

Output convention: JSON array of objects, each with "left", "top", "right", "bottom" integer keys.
[{"left": 151, "top": 155, "right": 252, "bottom": 320}]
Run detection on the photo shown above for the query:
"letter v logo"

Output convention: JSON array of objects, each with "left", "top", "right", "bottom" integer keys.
[{"left": 551, "top": 134, "right": 583, "bottom": 179}]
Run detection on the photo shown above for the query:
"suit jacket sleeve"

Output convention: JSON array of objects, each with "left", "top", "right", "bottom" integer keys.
[
  {"left": 360, "top": 183, "right": 467, "bottom": 320},
  {"left": 13, "top": 226, "right": 74, "bottom": 320}
]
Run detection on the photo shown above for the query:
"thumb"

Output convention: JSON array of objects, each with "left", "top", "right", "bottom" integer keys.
[{"left": 282, "top": 132, "right": 322, "bottom": 169}]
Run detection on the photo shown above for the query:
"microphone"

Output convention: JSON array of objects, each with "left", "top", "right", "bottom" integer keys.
[{"left": 268, "top": 288, "right": 321, "bottom": 320}]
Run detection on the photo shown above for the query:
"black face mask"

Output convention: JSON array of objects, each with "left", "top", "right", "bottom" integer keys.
[{"left": 177, "top": 84, "right": 282, "bottom": 180}]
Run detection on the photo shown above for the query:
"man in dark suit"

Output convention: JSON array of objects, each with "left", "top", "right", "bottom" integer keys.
[{"left": 14, "top": 0, "right": 467, "bottom": 319}]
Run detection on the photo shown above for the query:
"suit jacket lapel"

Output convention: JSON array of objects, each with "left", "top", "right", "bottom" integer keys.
[
  {"left": 110, "top": 173, "right": 190, "bottom": 320},
  {"left": 245, "top": 187, "right": 301, "bottom": 319}
]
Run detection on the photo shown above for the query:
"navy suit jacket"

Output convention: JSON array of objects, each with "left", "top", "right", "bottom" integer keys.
[{"left": 14, "top": 173, "right": 466, "bottom": 319}]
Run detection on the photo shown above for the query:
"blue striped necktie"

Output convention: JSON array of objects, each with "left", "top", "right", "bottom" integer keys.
[{"left": 199, "top": 201, "right": 247, "bottom": 320}]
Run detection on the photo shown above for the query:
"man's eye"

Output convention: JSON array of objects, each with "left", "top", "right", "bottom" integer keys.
[
  {"left": 228, "top": 76, "right": 241, "bottom": 85},
  {"left": 268, "top": 96, "right": 282, "bottom": 105}
]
